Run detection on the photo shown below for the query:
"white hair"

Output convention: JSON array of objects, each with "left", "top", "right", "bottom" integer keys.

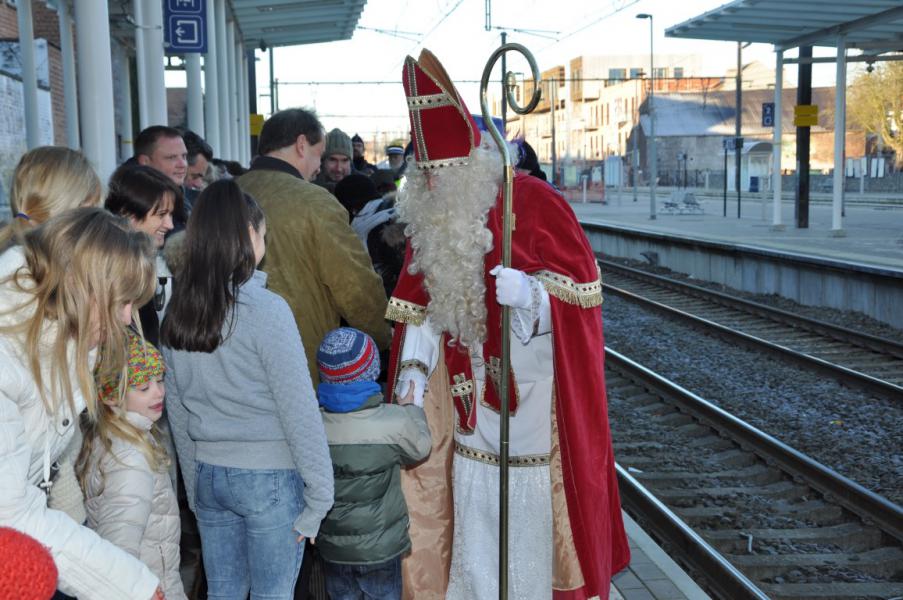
[{"left": 397, "top": 141, "right": 503, "bottom": 348}]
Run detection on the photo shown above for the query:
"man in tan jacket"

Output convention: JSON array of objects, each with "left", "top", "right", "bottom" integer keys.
[{"left": 238, "top": 108, "right": 391, "bottom": 387}]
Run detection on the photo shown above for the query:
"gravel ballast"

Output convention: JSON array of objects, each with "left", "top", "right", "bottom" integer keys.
[{"left": 602, "top": 294, "right": 903, "bottom": 508}]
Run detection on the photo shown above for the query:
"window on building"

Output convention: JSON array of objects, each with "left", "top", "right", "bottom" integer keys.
[
  {"left": 653, "top": 67, "right": 668, "bottom": 79},
  {"left": 673, "top": 67, "right": 684, "bottom": 79},
  {"left": 629, "top": 68, "right": 645, "bottom": 79},
  {"left": 608, "top": 68, "right": 626, "bottom": 81}
]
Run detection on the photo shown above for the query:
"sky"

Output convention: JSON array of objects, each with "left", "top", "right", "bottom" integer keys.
[{"left": 173, "top": 0, "right": 847, "bottom": 144}]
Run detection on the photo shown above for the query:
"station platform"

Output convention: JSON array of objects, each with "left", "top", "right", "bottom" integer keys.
[
  {"left": 566, "top": 189, "right": 903, "bottom": 272},
  {"left": 611, "top": 512, "right": 711, "bottom": 600}
]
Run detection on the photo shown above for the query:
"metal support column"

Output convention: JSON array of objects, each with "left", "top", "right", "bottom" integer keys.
[
  {"left": 772, "top": 49, "right": 784, "bottom": 229},
  {"left": 74, "top": 1, "right": 117, "bottom": 180},
  {"left": 215, "top": 0, "right": 231, "bottom": 159},
  {"left": 240, "top": 51, "right": 250, "bottom": 164},
  {"left": 735, "top": 42, "right": 743, "bottom": 218},
  {"left": 16, "top": 0, "right": 40, "bottom": 149},
  {"left": 235, "top": 45, "right": 246, "bottom": 164},
  {"left": 500, "top": 31, "right": 507, "bottom": 132},
  {"left": 269, "top": 48, "right": 276, "bottom": 115},
  {"left": 226, "top": 28, "right": 242, "bottom": 162},
  {"left": 832, "top": 36, "right": 846, "bottom": 235},
  {"left": 57, "top": 0, "right": 80, "bottom": 149},
  {"left": 134, "top": 0, "right": 167, "bottom": 128},
  {"left": 204, "top": 0, "right": 220, "bottom": 154},
  {"left": 646, "top": 17, "right": 657, "bottom": 219},
  {"left": 795, "top": 45, "right": 813, "bottom": 229},
  {"left": 186, "top": 54, "right": 204, "bottom": 136},
  {"left": 247, "top": 49, "right": 258, "bottom": 157},
  {"left": 113, "top": 42, "right": 134, "bottom": 161}
]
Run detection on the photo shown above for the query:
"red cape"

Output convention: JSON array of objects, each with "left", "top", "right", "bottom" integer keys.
[{"left": 387, "top": 174, "right": 629, "bottom": 598}]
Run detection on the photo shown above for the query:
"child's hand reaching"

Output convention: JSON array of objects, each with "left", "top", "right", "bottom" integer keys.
[
  {"left": 296, "top": 533, "right": 316, "bottom": 545},
  {"left": 397, "top": 383, "right": 416, "bottom": 406},
  {"left": 151, "top": 585, "right": 165, "bottom": 599}
]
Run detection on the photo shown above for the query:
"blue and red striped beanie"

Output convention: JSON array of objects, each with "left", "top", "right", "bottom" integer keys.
[{"left": 317, "top": 328, "right": 380, "bottom": 384}]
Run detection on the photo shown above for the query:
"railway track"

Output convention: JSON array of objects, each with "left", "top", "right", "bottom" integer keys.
[
  {"left": 598, "top": 258, "right": 903, "bottom": 401},
  {"left": 606, "top": 348, "right": 903, "bottom": 600}
]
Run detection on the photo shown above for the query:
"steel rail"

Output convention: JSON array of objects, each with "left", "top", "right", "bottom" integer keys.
[
  {"left": 599, "top": 265, "right": 903, "bottom": 402},
  {"left": 607, "top": 347, "right": 903, "bottom": 544},
  {"left": 615, "top": 464, "right": 771, "bottom": 600},
  {"left": 600, "top": 258, "right": 903, "bottom": 359}
]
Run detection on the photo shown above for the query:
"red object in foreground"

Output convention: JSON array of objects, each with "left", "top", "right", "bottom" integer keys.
[{"left": 0, "top": 527, "right": 58, "bottom": 600}]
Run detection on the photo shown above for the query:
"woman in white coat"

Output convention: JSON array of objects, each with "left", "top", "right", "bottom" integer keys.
[{"left": 0, "top": 208, "right": 164, "bottom": 600}]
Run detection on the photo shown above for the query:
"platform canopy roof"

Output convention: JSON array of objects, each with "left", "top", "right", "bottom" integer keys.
[
  {"left": 665, "top": 0, "right": 903, "bottom": 52},
  {"left": 232, "top": 0, "right": 367, "bottom": 49}
]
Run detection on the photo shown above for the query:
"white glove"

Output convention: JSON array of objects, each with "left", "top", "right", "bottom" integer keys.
[
  {"left": 489, "top": 265, "right": 532, "bottom": 309},
  {"left": 395, "top": 367, "right": 428, "bottom": 407}
]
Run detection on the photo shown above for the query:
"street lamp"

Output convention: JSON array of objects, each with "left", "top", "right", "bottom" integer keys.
[{"left": 636, "top": 13, "right": 656, "bottom": 219}]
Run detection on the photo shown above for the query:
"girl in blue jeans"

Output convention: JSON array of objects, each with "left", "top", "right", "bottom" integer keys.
[{"left": 161, "top": 180, "right": 334, "bottom": 598}]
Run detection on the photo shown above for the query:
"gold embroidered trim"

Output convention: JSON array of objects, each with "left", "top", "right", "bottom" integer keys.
[
  {"left": 450, "top": 374, "right": 474, "bottom": 398},
  {"left": 385, "top": 297, "right": 427, "bottom": 325},
  {"left": 454, "top": 441, "right": 550, "bottom": 467},
  {"left": 534, "top": 270, "right": 603, "bottom": 308},
  {"left": 407, "top": 93, "right": 456, "bottom": 110},
  {"left": 399, "top": 359, "right": 429, "bottom": 377},
  {"left": 416, "top": 156, "right": 470, "bottom": 170},
  {"left": 451, "top": 373, "right": 476, "bottom": 436},
  {"left": 406, "top": 59, "right": 429, "bottom": 163},
  {"left": 480, "top": 356, "right": 520, "bottom": 415}
]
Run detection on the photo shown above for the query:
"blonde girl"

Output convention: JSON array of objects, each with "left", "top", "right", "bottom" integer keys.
[
  {"left": 0, "top": 146, "right": 104, "bottom": 532},
  {"left": 0, "top": 146, "right": 102, "bottom": 250},
  {"left": 0, "top": 208, "right": 164, "bottom": 600},
  {"left": 79, "top": 330, "right": 187, "bottom": 600}
]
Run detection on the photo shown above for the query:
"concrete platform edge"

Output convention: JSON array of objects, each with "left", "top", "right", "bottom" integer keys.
[{"left": 620, "top": 511, "right": 712, "bottom": 600}]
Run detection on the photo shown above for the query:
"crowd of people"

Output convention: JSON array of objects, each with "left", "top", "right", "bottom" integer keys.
[{"left": 0, "top": 47, "right": 626, "bottom": 600}]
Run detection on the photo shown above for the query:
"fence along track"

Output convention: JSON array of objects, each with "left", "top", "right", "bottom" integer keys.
[
  {"left": 598, "top": 258, "right": 903, "bottom": 401},
  {"left": 606, "top": 348, "right": 903, "bottom": 600}
]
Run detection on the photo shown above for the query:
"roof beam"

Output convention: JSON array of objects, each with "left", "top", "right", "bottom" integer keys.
[{"left": 777, "top": 5, "right": 903, "bottom": 50}]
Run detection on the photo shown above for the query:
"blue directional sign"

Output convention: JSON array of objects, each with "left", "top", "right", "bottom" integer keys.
[
  {"left": 762, "top": 102, "right": 775, "bottom": 127},
  {"left": 164, "top": 0, "right": 207, "bottom": 54}
]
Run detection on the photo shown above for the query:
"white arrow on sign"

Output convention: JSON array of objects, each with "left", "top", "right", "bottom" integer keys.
[{"left": 175, "top": 19, "right": 199, "bottom": 45}]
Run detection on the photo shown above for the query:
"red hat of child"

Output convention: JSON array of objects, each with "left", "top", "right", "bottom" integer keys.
[{"left": 402, "top": 49, "right": 481, "bottom": 170}]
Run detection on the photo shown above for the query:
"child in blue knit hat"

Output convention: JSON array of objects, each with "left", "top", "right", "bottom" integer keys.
[{"left": 316, "top": 327, "right": 432, "bottom": 599}]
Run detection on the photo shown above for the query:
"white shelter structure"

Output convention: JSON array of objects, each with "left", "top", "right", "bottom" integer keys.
[
  {"left": 11, "top": 0, "right": 366, "bottom": 182},
  {"left": 666, "top": 0, "right": 903, "bottom": 235}
]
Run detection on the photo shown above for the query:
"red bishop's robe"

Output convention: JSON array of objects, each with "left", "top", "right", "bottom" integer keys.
[{"left": 386, "top": 173, "right": 630, "bottom": 600}]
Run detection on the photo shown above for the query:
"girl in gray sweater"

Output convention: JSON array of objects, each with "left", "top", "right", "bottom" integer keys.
[{"left": 161, "top": 180, "right": 334, "bottom": 599}]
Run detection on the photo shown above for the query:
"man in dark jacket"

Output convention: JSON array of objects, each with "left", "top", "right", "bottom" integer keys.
[
  {"left": 237, "top": 108, "right": 391, "bottom": 388},
  {"left": 351, "top": 134, "right": 375, "bottom": 175}
]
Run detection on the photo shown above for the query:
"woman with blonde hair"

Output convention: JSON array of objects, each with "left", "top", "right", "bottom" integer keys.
[
  {"left": 0, "top": 146, "right": 102, "bottom": 251},
  {"left": 0, "top": 208, "right": 164, "bottom": 600}
]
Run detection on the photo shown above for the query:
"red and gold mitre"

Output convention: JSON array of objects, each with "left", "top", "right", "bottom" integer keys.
[{"left": 403, "top": 49, "right": 481, "bottom": 169}]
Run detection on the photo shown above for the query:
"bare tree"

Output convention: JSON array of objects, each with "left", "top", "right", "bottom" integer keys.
[{"left": 847, "top": 62, "right": 903, "bottom": 165}]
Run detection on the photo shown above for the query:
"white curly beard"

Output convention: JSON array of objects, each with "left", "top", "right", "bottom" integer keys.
[{"left": 396, "top": 141, "right": 503, "bottom": 348}]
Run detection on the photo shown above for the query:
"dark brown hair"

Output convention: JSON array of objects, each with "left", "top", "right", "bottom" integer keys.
[
  {"left": 161, "top": 179, "right": 264, "bottom": 352},
  {"left": 105, "top": 165, "right": 185, "bottom": 222}
]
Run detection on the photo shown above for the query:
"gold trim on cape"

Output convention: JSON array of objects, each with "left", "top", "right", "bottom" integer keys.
[
  {"left": 534, "top": 269, "right": 603, "bottom": 308},
  {"left": 386, "top": 297, "right": 427, "bottom": 325}
]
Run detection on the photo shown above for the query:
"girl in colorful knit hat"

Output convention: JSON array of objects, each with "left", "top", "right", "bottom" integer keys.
[{"left": 77, "top": 329, "right": 187, "bottom": 600}]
